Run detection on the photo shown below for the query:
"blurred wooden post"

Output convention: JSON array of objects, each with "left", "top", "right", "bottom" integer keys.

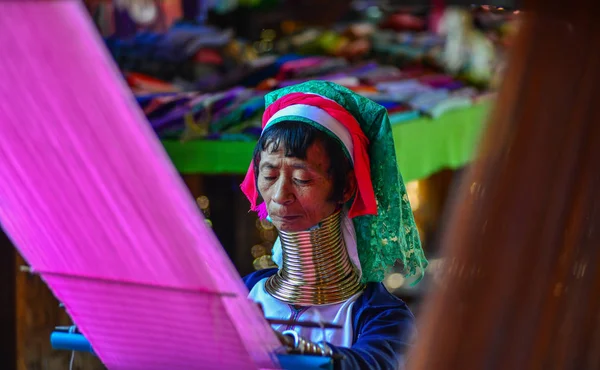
[
  {"left": 409, "top": 1, "right": 600, "bottom": 369},
  {"left": 0, "top": 231, "right": 16, "bottom": 369},
  {"left": 14, "top": 253, "right": 105, "bottom": 370}
]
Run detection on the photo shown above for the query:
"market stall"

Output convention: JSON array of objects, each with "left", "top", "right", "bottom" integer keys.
[
  {"left": 162, "top": 102, "right": 489, "bottom": 179},
  {"left": 5, "top": 3, "right": 518, "bottom": 368},
  {"left": 90, "top": 2, "right": 518, "bottom": 291}
]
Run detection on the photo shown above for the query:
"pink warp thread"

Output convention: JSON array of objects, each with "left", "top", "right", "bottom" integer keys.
[{"left": 0, "top": 2, "right": 280, "bottom": 369}]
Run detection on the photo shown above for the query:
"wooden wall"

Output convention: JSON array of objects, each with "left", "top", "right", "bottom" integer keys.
[
  {"left": 6, "top": 174, "right": 260, "bottom": 369},
  {"left": 0, "top": 228, "right": 105, "bottom": 369},
  {"left": 15, "top": 253, "right": 105, "bottom": 370},
  {"left": 1, "top": 231, "right": 16, "bottom": 369}
]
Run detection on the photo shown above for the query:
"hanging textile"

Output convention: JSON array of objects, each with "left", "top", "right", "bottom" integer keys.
[
  {"left": 87, "top": 0, "right": 183, "bottom": 37},
  {"left": 0, "top": 2, "right": 280, "bottom": 369}
]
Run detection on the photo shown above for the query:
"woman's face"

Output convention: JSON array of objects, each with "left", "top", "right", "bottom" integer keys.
[{"left": 257, "top": 140, "right": 346, "bottom": 232}]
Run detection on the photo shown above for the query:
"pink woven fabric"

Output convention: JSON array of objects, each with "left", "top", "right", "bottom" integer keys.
[{"left": 0, "top": 2, "right": 280, "bottom": 369}]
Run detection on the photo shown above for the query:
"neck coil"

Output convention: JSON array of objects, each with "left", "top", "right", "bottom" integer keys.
[{"left": 265, "top": 210, "right": 364, "bottom": 306}]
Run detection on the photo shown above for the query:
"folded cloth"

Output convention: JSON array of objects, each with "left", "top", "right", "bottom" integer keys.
[
  {"left": 423, "top": 96, "right": 473, "bottom": 118},
  {"left": 451, "top": 87, "right": 479, "bottom": 98},
  {"left": 376, "top": 79, "right": 422, "bottom": 92},
  {"left": 359, "top": 66, "right": 403, "bottom": 84},
  {"left": 277, "top": 73, "right": 360, "bottom": 88},
  {"left": 125, "top": 72, "right": 180, "bottom": 94},
  {"left": 409, "top": 89, "right": 450, "bottom": 110}
]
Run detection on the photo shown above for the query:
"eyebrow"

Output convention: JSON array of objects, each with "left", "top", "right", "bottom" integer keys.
[
  {"left": 259, "top": 162, "right": 277, "bottom": 172},
  {"left": 290, "top": 163, "right": 309, "bottom": 170},
  {"left": 259, "top": 161, "right": 310, "bottom": 171}
]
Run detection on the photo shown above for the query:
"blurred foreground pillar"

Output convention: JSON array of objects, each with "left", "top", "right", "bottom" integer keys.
[{"left": 408, "top": 1, "right": 600, "bottom": 369}]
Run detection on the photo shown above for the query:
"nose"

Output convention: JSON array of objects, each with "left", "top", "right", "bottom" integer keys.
[{"left": 271, "top": 177, "right": 294, "bottom": 205}]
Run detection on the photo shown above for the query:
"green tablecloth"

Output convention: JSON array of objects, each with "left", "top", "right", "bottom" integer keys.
[{"left": 161, "top": 103, "right": 490, "bottom": 182}]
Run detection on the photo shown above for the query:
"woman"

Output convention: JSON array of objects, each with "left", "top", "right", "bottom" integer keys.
[{"left": 240, "top": 81, "right": 428, "bottom": 369}]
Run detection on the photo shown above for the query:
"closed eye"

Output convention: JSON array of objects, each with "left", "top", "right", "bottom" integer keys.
[{"left": 294, "top": 179, "right": 312, "bottom": 185}]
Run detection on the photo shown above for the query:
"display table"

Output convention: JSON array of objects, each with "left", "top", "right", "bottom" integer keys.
[{"left": 162, "top": 103, "right": 490, "bottom": 182}]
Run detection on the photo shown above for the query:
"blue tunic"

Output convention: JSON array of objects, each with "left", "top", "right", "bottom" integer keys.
[{"left": 244, "top": 268, "right": 415, "bottom": 370}]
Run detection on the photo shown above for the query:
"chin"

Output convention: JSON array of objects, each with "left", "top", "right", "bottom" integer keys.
[{"left": 273, "top": 220, "right": 306, "bottom": 233}]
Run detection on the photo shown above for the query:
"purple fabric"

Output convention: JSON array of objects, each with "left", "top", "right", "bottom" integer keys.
[{"left": 113, "top": 7, "right": 137, "bottom": 38}]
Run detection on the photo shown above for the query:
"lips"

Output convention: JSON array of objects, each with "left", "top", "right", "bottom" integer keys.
[{"left": 271, "top": 214, "right": 301, "bottom": 221}]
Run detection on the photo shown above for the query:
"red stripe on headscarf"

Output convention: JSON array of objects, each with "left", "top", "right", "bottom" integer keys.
[{"left": 240, "top": 92, "right": 377, "bottom": 219}]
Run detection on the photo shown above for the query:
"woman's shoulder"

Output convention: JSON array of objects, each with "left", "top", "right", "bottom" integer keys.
[
  {"left": 243, "top": 268, "right": 278, "bottom": 291},
  {"left": 350, "top": 283, "right": 415, "bottom": 347},
  {"left": 355, "top": 282, "right": 414, "bottom": 320}
]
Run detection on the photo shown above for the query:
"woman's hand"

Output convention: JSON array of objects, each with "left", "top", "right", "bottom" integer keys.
[
  {"left": 276, "top": 330, "right": 333, "bottom": 357},
  {"left": 274, "top": 330, "right": 295, "bottom": 349}
]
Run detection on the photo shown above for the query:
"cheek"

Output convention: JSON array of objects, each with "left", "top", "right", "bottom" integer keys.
[
  {"left": 296, "top": 184, "right": 337, "bottom": 215},
  {"left": 257, "top": 180, "right": 272, "bottom": 200},
  {"left": 257, "top": 181, "right": 267, "bottom": 198}
]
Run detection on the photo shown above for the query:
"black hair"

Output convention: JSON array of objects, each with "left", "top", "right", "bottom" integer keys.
[{"left": 252, "top": 121, "right": 353, "bottom": 204}]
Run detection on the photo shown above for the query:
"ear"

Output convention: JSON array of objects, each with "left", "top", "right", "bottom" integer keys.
[{"left": 341, "top": 170, "right": 357, "bottom": 204}]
